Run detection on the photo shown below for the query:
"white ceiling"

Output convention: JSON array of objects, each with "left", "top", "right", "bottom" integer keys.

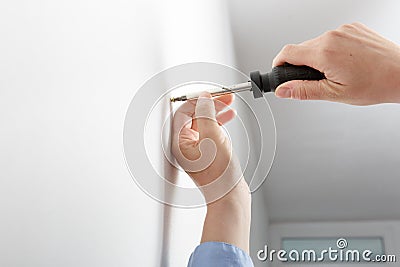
[{"left": 227, "top": 0, "right": 400, "bottom": 222}]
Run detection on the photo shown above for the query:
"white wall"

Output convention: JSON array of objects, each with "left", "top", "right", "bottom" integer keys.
[
  {"left": 0, "top": 0, "right": 257, "bottom": 266},
  {"left": 0, "top": 1, "right": 167, "bottom": 266}
]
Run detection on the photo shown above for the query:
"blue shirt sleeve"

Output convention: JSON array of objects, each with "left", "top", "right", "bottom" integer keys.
[{"left": 187, "top": 242, "right": 254, "bottom": 267}]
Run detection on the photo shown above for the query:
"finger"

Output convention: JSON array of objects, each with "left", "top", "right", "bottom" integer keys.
[
  {"left": 195, "top": 92, "right": 220, "bottom": 139},
  {"left": 338, "top": 22, "right": 372, "bottom": 35},
  {"left": 337, "top": 23, "right": 385, "bottom": 43},
  {"left": 173, "top": 100, "right": 196, "bottom": 145},
  {"left": 272, "top": 44, "right": 317, "bottom": 68},
  {"left": 191, "top": 117, "right": 198, "bottom": 132},
  {"left": 191, "top": 93, "right": 234, "bottom": 131},
  {"left": 173, "top": 100, "right": 195, "bottom": 128},
  {"left": 275, "top": 79, "right": 337, "bottom": 101},
  {"left": 216, "top": 109, "right": 236, "bottom": 125},
  {"left": 213, "top": 93, "right": 234, "bottom": 113},
  {"left": 182, "top": 98, "right": 199, "bottom": 132},
  {"left": 195, "top": 93, "right": 234, "bottom": 128}
]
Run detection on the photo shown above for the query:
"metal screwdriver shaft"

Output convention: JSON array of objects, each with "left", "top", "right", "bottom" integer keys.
[
  {"left": 170, "top": 64, "right": 325, "bottom": 102},
  {"left": 170, "top": 82, "right": 252, "bottom": 102}
]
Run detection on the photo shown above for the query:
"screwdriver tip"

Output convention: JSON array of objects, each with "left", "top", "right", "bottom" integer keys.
[{"left": 170, "top": 96, "right": 187, "bottom": 102}]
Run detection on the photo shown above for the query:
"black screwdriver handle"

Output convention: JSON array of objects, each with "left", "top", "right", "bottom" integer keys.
[{"left": 250, "top": 63, "right": 325, "bottom": 98}]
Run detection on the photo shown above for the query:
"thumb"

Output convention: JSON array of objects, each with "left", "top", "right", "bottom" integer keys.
[
  {"left": 195, "top": 92, "right": 220, "bottom": 139},
  {"left": 275, "top": 80, "right": 333, "bottom": 101}
]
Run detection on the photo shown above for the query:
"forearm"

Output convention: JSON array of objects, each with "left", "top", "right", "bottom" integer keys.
[{"left": 200, "top": 179, "right": 251, "bottom": 253}]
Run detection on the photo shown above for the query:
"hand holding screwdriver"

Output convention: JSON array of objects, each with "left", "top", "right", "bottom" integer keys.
[{"left": 273, "top": 22, "right": 400, "bottom": 105}]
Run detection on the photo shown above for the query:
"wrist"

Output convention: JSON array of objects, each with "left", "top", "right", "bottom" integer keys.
[
  {"left": 207, "top": 179, "right": 251, "bottom": 209},
  {"left": 393, "top": 63, "right": 400, "bottom": 103},
  {"left": 201, "top": 179, "right": 252, "bottom": 253},
  {"left": 383, "top": 49, "right": 400, "bottom": 104}
]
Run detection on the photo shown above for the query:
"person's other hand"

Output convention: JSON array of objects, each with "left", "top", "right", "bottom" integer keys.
[
  {"left": 273, "top": 22, "right": 400, "bottom": 105},
  {"left": 172, "top": 92, "right": 251, "bottom": 252},
  {"left": 172, "top": 92, "right": 247, "bottom": 202}
]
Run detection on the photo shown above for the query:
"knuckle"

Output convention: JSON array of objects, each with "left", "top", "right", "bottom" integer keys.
[
  {"left": 350, "top": 21, "right": 365, "bottom": 28},
  {"left": 324, "top": 29, "right": 345, "bottom": 40},
  {"left": 293, "top": 85, "right": 310, "bottom": 100},
  {"left": 338, "top": 23, "right": 356, "bottom": 32},
  {"left": 323, "top": 30, "right": 336, "bottom": 39},
  {"left": 281, "top": 44, "right": 296, "bottom": 55}
]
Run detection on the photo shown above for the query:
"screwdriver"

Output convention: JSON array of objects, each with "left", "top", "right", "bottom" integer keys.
[{"left": 170, "top": 63, "right": 325, "bottom": 102}]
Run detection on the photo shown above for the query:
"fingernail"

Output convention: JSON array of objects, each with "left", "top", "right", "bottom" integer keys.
[
  {"left": 199, "top": 92, "right": 211, "bottom": 98},
  {"left": 275, "top": 87, "right": 292, "bottom": 98}
]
